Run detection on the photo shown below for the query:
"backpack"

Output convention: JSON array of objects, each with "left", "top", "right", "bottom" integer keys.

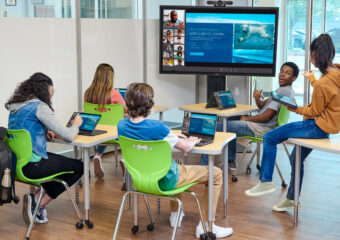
[{"left": 0, "top": 127, "right": 19, "bottom": 205}]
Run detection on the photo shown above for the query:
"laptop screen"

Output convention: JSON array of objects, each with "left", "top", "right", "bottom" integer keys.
[
  {"left": 184, "top": 113, "right": 217, "bottom": 136},
  {"left": 78, "top": 113, "right": 101, "bottom": 131},
  {"left": 217, "top": 91, "right": 236, "bottom": 107},
  {"left": 118, "top": 89, "right": 127, "bottom": 100}
]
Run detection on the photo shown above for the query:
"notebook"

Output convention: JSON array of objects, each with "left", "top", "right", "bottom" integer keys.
[
  {"left": 66, "top": 112, "right": 107, "bottom": 136},
  {"left": 182, "top": 112, "right": 217, "bottom": 147},
  {"left": 117, "top": 88, "right": 127, "bottom": 100}
]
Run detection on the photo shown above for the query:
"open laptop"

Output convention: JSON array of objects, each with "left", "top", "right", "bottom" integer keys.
[
  {"left": 117, "top": 88, "right": 127, "bottom": 100},
  {"left": 182, "top": 112, "right": 217, "bottom": 147},
  {"left": 66, "top": 112, "right": 107, "bottom": 136}
]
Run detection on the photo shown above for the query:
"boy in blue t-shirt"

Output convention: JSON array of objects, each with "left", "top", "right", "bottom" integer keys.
[{"left": 118, "top": 83, "right": 233, "bottom": 239}]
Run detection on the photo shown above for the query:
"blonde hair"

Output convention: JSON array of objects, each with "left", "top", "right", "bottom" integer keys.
[{"left": 84, "top": 63, "right": 114, "bottom": 106}]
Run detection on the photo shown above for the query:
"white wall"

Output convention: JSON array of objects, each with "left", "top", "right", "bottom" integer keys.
[{"left": 0, "top": 18, "right": 78, "bottom": 127}]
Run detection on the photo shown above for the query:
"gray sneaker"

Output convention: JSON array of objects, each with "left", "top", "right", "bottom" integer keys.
[
  {"left": 272, "top": 198, "right": 301, "bottom": 212},
  {"left": 245, "top": 181, "right": 276, "bottom": 197},
  {"left": 35, "top": 207, "right": 48, "bottom": 224}
]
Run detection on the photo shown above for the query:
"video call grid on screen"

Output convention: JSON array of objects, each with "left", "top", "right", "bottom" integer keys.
[
  {"left": 187, "top": 113, "right": 217, "bottom": 136},
  {"left": 160, "top": 6, "right": 279, "bottom": 76},
  {"left": 79, "top": 113, "right": 101, "bottom": 131}
]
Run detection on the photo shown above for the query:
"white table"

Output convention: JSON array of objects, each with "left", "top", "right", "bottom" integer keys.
[
  {"left": 287, "top": 134, "right": 340, "bottom": 226},
  {"left": 173, "top": 130, "right": 236, "bottom": 232},
  {"left": 56, "top": 124, "right": 117, "bottom": 228}
]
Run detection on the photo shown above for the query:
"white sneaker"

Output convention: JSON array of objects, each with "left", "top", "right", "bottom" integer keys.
[
  {"left": 196, "top": 221, "right": 233, "bottom": 239},
  {"left": 245, "top": 181, "right": 276, "bottom": 197},
  {"left": 93, "top": 155, "right": 104, "bottom": 178},
  {"left": 169, "top": 211, "right": 185, "bottom": 227}
]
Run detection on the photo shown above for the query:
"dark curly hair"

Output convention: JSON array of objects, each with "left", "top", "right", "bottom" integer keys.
[
  {"left": 5, "top": 72, "right": 54, "bottom": 111},
  {"left": 310, "top": 34, "right": 335, "bottom": 74},
  {"left": 125, "top": 82, "right": 154, "bottom": 118}
]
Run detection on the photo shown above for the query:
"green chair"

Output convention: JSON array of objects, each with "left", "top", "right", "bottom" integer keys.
[
  {"left": 113, "top": 136, "right": 208, "bottom": 240},
  {"left": 83, "top": 102, "right": 124, "bottom": 168},
  {"left": 231, "top": 105, "right": 290, "bottom": 187},
  {"left": 4, "top": 129, "right": 84, "bottom": 240}
]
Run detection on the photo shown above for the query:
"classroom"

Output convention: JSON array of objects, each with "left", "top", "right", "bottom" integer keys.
[{"left": 1, "top": 0, "right": 340, "bottom": 240}]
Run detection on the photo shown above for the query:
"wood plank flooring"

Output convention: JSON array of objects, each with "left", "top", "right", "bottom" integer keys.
[{"left": 1, "top": 144, "right": 340, "bottom": 240}]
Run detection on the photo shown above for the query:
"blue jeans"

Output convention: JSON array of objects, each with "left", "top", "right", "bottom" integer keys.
[
  {"left": 200, "top": 120, "right": 255, "bottom": 165},
  {"left": 259, "top": 119, "right": 328, "bottom": 200},
  {"left": 95, "top": 145, "right": 107, "bottom": 155}
]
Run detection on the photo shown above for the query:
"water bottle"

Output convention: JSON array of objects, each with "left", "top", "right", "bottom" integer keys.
[{"left": 0, "top": 168, "right": 12, "bottom": 204}]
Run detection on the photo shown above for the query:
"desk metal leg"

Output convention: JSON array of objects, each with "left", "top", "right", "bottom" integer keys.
[
  {"left": 159, "top": 112, "right": 163, "bottom": 121},
  {"left": 74, "top": 146, "right": 80, "bottom": 204},
  {"left": 208, "top": 155, "right": 214, "bottom": 232},
  {"left": 294, "top": 145, "right": 301, "bottom": 226},
  {"left": 223, "top": 145, "right": 228, "bottom": 219},
  {"left": 83, "top": 147, "right": 94, "bottom": 228},
  {"left": 223, "top": 118, "right": 227, "bottom": 132}
]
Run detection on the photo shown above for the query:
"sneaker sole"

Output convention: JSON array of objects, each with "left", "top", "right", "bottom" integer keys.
[
  {"left": 93, "top": 158, "right": 104, "bottom": 178},
  {"left": 22, "top": 194, "right": 32, "bottom": 227},
  {"left": 245, "top": 186, "right": 276, "bottom": 197}
]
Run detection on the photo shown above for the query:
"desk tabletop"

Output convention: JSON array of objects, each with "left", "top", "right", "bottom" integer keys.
[
  {"left": 288, "top": 134, "right": 340, "bottom": 155},
  {"left": 179, "top": 103, "right": 258, "bottom": 117},
  {"left": 172, "top": 130, "right": 236, "bottom": 155},
  {"left": 152, "top": 106, "right": 170, "bottom": 114},
  {"left": 69, "top": 124, "right": 117, "bottom": 147}
]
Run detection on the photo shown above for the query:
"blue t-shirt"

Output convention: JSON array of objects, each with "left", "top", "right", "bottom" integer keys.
[{"left": 118, "top": 118, "right": 179, "bottom": 191}]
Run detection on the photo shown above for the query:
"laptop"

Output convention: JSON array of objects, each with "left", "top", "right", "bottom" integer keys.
[
  {"left": 117, "top": 88, "right": 127, "bottom": 100},
  {"left": 66, "top": 112, "right": 107, "bottom": 136},
  {"left": 182, "top": 112, "right": 217, "bottom": 147},
  {"left": 215, "top": 91, "right": 236, "bottom": 110}
]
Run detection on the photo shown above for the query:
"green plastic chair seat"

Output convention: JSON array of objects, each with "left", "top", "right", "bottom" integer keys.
[
  {"left": 119, "top": 136, "right": 199, "bottom": 196},
  {"left": 4, "top": 129, "right": 74, "bottom": 184}
]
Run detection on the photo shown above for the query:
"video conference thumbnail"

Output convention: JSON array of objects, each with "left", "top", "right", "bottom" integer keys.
[{"left": 162, "top": 9, "right": 186, "bottom": 68}]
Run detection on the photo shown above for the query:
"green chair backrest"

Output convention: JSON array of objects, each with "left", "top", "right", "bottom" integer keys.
[
  {"left": 4, "top": 129, "right": 33, "bottom": 183},
  {"left": 118, "top": 136, "right": 172, "bottom": 196},
  {"left": 278, "top": 105, "right": 290, "bottom": 127},
  {"left": 83, "top": 102, "right": 124, "bottom": 126}
]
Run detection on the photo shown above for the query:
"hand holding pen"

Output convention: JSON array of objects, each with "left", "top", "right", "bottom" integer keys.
[{"left": 253, "top": 89, "right": 263, "bottom": 100}]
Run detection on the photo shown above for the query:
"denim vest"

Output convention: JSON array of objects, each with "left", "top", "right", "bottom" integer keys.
[{"left": 8, "top": 101, "right": 48, "bottom": 159}]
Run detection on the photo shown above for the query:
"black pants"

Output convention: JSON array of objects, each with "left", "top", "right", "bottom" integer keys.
[{"left": 22, "top": 152, "right": 84, "bottom": 199}]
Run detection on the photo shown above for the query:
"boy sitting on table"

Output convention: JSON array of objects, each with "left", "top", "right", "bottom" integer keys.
[
  {"left": 117, "top": 82, "right": 233, "bottom": 239},
  {"left": 201, "top": 62, "right": 299, "bottom": 167}
]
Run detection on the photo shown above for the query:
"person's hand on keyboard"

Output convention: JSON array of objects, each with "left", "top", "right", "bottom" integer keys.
[
  {"left": 176, "top": 133, "right": 188, "bottom": 139},
  {"left": 188, "top": 136, "right": 201, "bottom": 146}
]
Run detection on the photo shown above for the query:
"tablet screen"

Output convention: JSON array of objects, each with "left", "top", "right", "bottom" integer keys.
[
  {"left": 78, "top": 113, "right": 101, "bottom": 131},
  {"left": 217, "top": 91, "right": 236, "bottom": 107},
  {"left": 271, "top": 91, "right": 297, "bottom": 108}
]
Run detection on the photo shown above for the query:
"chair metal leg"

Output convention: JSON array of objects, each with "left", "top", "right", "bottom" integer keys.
[
  {"left": 143, "top": 196, "right": 155, "bottom": 225},
  {"left": 115, "top": 145, "right": 118, "bottom": 168},
  {"left": 157, "top": 198, "right": 161, "bottom": 214},
  {"left": 171, "top": 198, "right": 182, "bottom": 240},
  {"left": 26, "top": 187, "right": 44, "bottom": 240},
  {"left": 133, "top": 194, "right": 138, "bottom": 227},
  {"left": 74, "top": 146, "right": 81, "bottom": 204},
  {"left": 113, "top": 192, "right": 130, "bottom": 240},
  {"left": 60, "top": 180, "right": 84, "bottom": 225},
  {"left": 189, "top": 191, "right": 207, "bottom": 236},
  {"left": 275, "top": 162, "right": 287, "bottom": 188},
  {"left": 232, "top": 142, "right": 252, "bottom": 181},
  {"left": 282, "top": 142, "right": 291, "bottom": 158},
  {"left": 126, "top": 172, "right": 132, "bottom": 211}
]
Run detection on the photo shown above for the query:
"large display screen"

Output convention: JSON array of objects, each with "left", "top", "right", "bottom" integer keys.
[{"left": 160, "top": 6, "right": 279, "bottom": 76}]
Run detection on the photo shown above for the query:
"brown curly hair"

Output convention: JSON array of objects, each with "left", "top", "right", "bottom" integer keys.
[
  {"left": 125, "top": 83, "right": 154, "bottom": 118},
  {"left": 5, "top": 72, "right": 54, "bottom": 111}
]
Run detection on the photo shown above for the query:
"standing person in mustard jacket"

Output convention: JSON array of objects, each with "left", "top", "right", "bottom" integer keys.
[{"left": 245, "top": 34, "right": 340, "bottom": 211}]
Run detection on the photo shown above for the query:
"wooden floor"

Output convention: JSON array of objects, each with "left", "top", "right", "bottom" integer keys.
[{"left": 1, "top": 144, "right": 340, "bottom": 240}]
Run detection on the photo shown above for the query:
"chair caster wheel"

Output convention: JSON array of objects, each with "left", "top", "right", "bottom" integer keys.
[
  {"left": 256, "top": 164, "right": 261, "bottom": 171},
  {"left": 85, "top": 220, "right": 94, "bottom": 229},
  {"left": 281, "top": 181, "right": 287, "bottom": 188},
  {"left": 200, "top": 233, "right": 208, "bottom": 240},
  {"left": 246, "top": 167, "right": 251, "bottom": 175},
  {"left": 75, "top": 221, "right": 84, "bottom": 229},
  {"left": 121, "top": 182, "right": 127, "bottom": 191},
  {"left": 207, "top": 232, "right": 216, "bottom": 240},
  {"left": 146, "top": 223, "right": 154, "bottom": 231},
  {"left": 231, "top": 176, "right": 238, "bottom": 182},
  {"left": 131, "top": 225, "right": 139, "bottom": 234}
]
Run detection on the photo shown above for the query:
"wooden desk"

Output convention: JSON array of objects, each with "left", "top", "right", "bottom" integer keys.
[
  {"left": 152, "top": 106, "right": 170, "bottom": 121},
  {"left": 287, "top": 134, "right": 340, "bottom": 226},
  {"left": 56, "top": 124, "right": 117, "bottom": 227},
  {"left": 179, "top": 103, "right": 258, "bottom": 131},
  {"left": 173, "top": 130, "right": 236, "bottom": 232}
]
